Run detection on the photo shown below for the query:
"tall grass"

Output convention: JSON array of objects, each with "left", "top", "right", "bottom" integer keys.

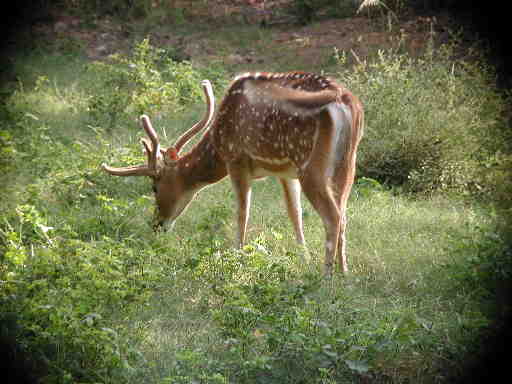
[{"left": 1, "top": 38, "right": 510, "bottom": 383}]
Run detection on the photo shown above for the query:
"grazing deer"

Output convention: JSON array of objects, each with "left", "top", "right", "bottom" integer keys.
[{"left": 102, "top": 72, "right": 364, "bottom": 275}]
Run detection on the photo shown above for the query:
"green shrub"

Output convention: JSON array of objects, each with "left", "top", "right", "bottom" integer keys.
[
  {"left": 339, "top": 45, "right": 511, "bottom": 196},
  {"left": 0, "top": 197, "right": 161, "bottom": 382},
  {"left": 446, "top": 222, "right": 512, "bottom": 299},
  {"left": 86, "top": 38, "right": 227, "bottom": 131},
  {"left": 0, "top": 65, "right": 164, "bottom": 382},
  {"left": 0, "top": 129, "right": 16, "bottom": 171},
  {"left": 0, "top": 39, "right": 228, "bottom": 380}
]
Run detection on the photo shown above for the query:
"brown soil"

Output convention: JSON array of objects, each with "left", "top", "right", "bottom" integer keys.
[{"left": 32, "top": 1, "right": 454, "bottom": 72}]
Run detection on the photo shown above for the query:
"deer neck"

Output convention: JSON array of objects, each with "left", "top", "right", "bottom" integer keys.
[{"left": 176, "top": 130, "right": 227, "bottom": 190}]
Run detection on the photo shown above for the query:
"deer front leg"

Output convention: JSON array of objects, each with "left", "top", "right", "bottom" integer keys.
[{"left": 228, "top": 163, "right": 252, "bottom": 248}]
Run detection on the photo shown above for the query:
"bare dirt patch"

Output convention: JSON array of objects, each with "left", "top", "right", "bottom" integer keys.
[{"left": 33, "top": 2, "right": 454, "bottom": 73}]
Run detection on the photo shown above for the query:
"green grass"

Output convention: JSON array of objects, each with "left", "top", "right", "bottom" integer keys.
[
  {"left": 1, "top": 32, "right": 510, "bottom": 384},
  {"left": 128, "top": 188, "right": 492, "bottom": 383}
]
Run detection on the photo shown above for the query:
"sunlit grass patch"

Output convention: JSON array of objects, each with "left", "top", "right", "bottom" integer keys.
[
  {"left": 119, "top": 181, "right": 498, "bottom": 383},
  {"left": 349, "top": 191, "right": 473, "bottom": 285}
]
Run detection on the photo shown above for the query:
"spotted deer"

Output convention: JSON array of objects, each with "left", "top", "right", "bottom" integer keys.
[{"left": 102, "top": 72, "right": 364, "bottom": 274}]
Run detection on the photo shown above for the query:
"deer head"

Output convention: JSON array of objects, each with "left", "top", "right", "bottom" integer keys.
[{"left": 102, "top": 80, "right": 216, "bottom": 229}]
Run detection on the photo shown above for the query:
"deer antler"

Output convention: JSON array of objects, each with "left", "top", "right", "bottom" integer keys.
[
  {"left": 102, "top": 80, "right": 215, "bottom": 176},
  {"left": 170, "top": 80, "right": 215, "bottom": 159},
  {"left": 101, "top": 115, "right": 161, "bottom": 177},
  {"left": 140, "top": 114, "right": 161, "bottom": 171},
  {"left": 100, "top": 163, "right": 156, "bottom": 177}
]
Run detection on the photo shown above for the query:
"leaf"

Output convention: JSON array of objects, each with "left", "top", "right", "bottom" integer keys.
[{"left": 345, "top": 359, "right": 370, "bottom": 374}]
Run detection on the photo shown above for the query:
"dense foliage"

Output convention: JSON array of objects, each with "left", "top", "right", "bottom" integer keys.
[
  {"left": 86, "top": 38, "right": 227, "bottom": 130},
  {"left": 339, "top": 43, "right": 512, "bottom": 197}
]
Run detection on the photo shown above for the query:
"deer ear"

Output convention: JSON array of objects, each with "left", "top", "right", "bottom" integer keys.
[{"left": 166, "top": 147, "right": 179, "bottom": 161}]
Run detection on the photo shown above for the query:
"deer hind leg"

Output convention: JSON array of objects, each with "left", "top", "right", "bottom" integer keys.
[
  {"left": 328, "top": 102, "right": 359, "bottom": 274},
  {"left": 335, "top": 195, "right": 349, "bottom": 274},
  {"left": 299, "top": 172, "right": 340, "bottom": 276},
  {"left": 279, "top": 178, "right": 305, "bottom": 245},
  {"left": 299, "top": 125, "right": 342, "bottom": 276},
  {"left": 227, "top": 162, "right": 252, "bottom": 248},
  {"left": 332, "top": 155, "right": 357, "bottom": 274}
]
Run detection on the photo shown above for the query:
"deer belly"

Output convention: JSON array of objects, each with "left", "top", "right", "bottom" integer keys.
[{"left": 249, "top": 155, "right": 299, "bottom": 179}]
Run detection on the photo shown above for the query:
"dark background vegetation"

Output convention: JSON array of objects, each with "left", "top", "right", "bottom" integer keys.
[{"left": 1, "top": 1, "right": 511, "bottom": 383}]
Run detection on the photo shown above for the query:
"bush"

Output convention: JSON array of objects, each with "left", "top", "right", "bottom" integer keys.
[
  {"left": 0, "top": 38, "right": 228, "bottom": 381},
  {"left": 446, "top": 222, "right": 512, "bottom": 299},
  {"left": 86, "top": 38, "right": 227, "bottom": 131},
  {"left": 0, "top": 186, "right": 161, "bottom": 382},
  {"left": 338, "top": 44, "right": 512, "bottom": 197},
  {"left": 1, "top": 102, "right": 135, "bottom": 384}
]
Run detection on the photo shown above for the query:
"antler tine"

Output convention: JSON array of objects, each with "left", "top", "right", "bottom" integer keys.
[
  {"left": 140, "top": 115, "right": 161, "bottom": 171},
  {"left": 141, "top": 138, "right": 152, "bottom": 165},
  {"left": 100, "top": 117, "right": 159, "bottom": 178},
  {"left": 101, "top": 163, "right": 155, "bottom": 177},
  {"left": 173, "top": 80, "right": 215, "bottom": 156}
]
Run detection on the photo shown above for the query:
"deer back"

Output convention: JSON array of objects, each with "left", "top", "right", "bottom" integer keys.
[{"left": 209, "top": 72, "right": 359, "bottom": 172}]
